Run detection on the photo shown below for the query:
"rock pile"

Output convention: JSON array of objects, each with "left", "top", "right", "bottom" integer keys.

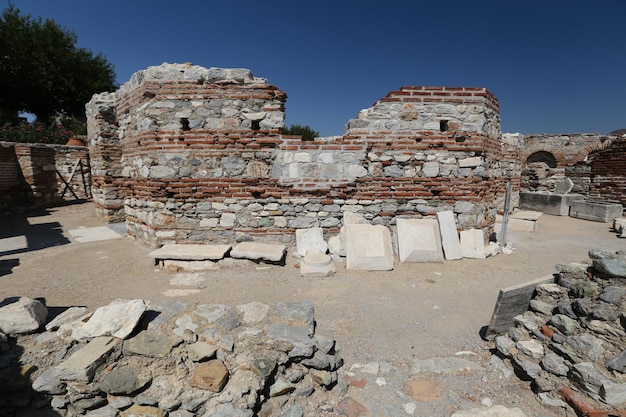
[
  {"left": 491, "top": 249, "right": 626, "bottom": 414},
  {"left": 0, "top": 298, "right": 346, "bottom": 416}
]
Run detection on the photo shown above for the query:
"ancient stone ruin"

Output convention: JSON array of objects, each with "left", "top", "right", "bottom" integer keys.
[{"left": 86, "top": 63, "right": 517, "bottom": 247}]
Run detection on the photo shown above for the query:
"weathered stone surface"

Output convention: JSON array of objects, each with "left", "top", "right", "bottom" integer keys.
[
  {"left": 32, "top": 368, "right": 66, "bottom": 394},
  {"left": 236, "top": 301, "right": 269, "bottom": 324},
  {"left": 120, "top": 404, "right": 167, "bottom": 417},
  {"left": 459, "top": 229, "right": 486, "bottom": 259},
  {"left": 203, "top": 403, "right": 253, "bottom": 417},
  {"left": 553, "top": 178, "right": 574, "bottom": 194},
  {"left": 149, "top": 244, "right": 231, "bottom": 261},
  {"left": 190, "top": 360, "right": 229, "bottom": 392},
  {"left": 72, "top": 299, "right": 147, "bottom": 340},
  {"left": 410, "top": 356, "right": 483, "bottom": 374},
  {"left": 295, "top": 228, "right": 328, "bottom": 257},
  {"left": 541, "top": 352, "right": 569, "bottom": 376},
  {"left": 100, "top": 365, "right": 151, "bottom": 395},
  {"left": 593, "top": 258, "right": 626, "bottom": 278},
  {"left": 516, "top": 340, "right": 544, "bottom": 360},
  {"left": 123, "top": 329, "right": 176, "bottom": 357},
  {"left": 396, "top": 218, "right": 443, "bottom": 263},
  {"left": 300, "top": 250, "right": 335, "bottom": 277},
  {"left": 0, "top": 297, "right": 48, "bottom": 335},
  {"left": 599, "top": 285, "right": 626, "bottom": 304},
  {"left": 549, "top": 314, "right": 580, "bottom": 335},
  {"left": 512, "top": 357, "right": 541, "bottom": 380},
  {"left": 45, "top": 306, "right": 88, "bottom": 331},
  {"left": 345, "top": 224, "right": 394, "bottom": 271},
  {"left": 436, "top": 210, "right": 462, "bottom": 260},
  {"left": 187, "top": 341, "right": 218, "bottom": 362},
  {"left": 606, "top": 349, "right": 626, "bottom": 373},
  {"left": 54, "top": 337, "right": 117, "bottom": 382},
  {"left": 230, "top": 242, "right": 286, "bottom": 262}
]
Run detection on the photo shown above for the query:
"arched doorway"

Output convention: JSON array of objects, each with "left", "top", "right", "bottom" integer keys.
[{"left": 522, "top": 151, "right": 564, "bottom": 191}]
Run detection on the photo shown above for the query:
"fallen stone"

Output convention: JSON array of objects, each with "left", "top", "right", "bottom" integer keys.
[
  {"left": 187, "top": 341, "right": 218, "bottom": 362},
  {"left": 300, "top": 250, "right": 335, "bottom": 277},
  {"left": 593, "top": 258, "right": 626, "bottom": 278},
  {"left": 54, "top": 336, "right": 117, "bottom": 382},
  {"left": 512, "top": 357, "right": 541, "bottom": 380},
  {"left": 460, "top": 229, "right": 486, "bottom": 259},
  {"left": 45, "top": 306, "right": 89, "bottom": 331},
  {"left": 396, "top": 218, "right": 444, "bottom": 263},
  {"left": 345, "top": 224, "right": 394, "bottom": 270},
  {"left": 230, "top": 242, "right": 286, "bottom": 263},
  {"left": 541, "top": 352, "right": 569, "bottom": 377},
  {"left": 570, "top": 362, "right": 613, "bottom": 403},
  {"left": 85, "top": 405, "right": 119, "bottom": 417},
  {"left": 0, "top": 297, "right": 48, "bottom": 335},
  {"left": 123, "top": 329, "right": 177, "bottom": 358},
  {"left": 149, "top": 244, "right": 231, "bottom": 261},
  {"left": 189, "top": 360, "right": 229, "bottom": 392},
  {"left": 71, "top": 299, "right": 147, "bottom": 340},
  {"left": 100, "top": 365, "right": 151, "bottom": 395},
  {"left": 436, "top": 210, "right": 462, "bottom": 260},
  {"left": 599, "top": 286, "right": 626, "bottom": 304},
  {"left": 516, "top": 340, "right": 544, "bottom": 360},
  {"left": 295, "top": 228, "right": 328, "bottom": 257}
]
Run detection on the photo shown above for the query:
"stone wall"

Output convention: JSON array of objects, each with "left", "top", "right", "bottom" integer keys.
[
  {"left": 87, "top": 64, "right": 519, "bottom": 247},
  {"left": 589, "top": 137, "right": 626, "bottom": 207},
  {"left": 0, "top": 141, "right": 91, "bottom": 210}
]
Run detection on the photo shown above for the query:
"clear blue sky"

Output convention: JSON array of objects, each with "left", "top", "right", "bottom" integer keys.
[{"left": 7, "top": 0, "right": 626, "bottom": 136}]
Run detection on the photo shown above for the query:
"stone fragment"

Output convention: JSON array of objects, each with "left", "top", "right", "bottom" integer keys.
[
  {"left": 32, "top": 368, "right": 66, "bottom": 394},
  {"left": 54, "top": 336, "right": 117, "bottom": 382},
  {"left": 280, "top": 404, "right": 303, "bottom": 417},
  {"left": 516, "top": 340, "right": 544, "bottom": 360},
  {"left": 120, "top": 404, "right": 166, "bottom": 417},
  {"left": 100, "top": 366, "right": 151, "bottom": 395},
  {"left": 599, "top": 286, "right": 626, "bottom": 304},
  {"left": 187, "top": 341, "right": 217, "bottom": 362},
  {"left": 269, "top": 377, "right": 296, "bottom": 397},
  {"left": 403, "top": 379, "right": 442, "bottom": 401},
  {"left": 435, "top": 211, "right": 462, "bottom": 260},
  {"left": 571, "top": 280, "right": 600, "bottom": 298},
  {"left": 460, "top": 229, "right": 486, "bottom": 259},
  {"left": 86, "top": 405, "right": 119, "bottom": 417},
  {"left": 123, "top": 329, "right": 176, "bottom": 357},
  {"left": 71, "top": 299, "right": 147, "bottom": 340},
  {"left": 327, "top": 235, "right": 345, "bottom": 256},
  {"left": 512, "top": 357, "right": 541, "bottom": 380},
  {"left": 566, "top": 333, "right": 605, "bottom": 360},
  {"left": 450, "top": 405, "right": 527, "bottom": 417},
  {"left": 230, "top": 242, "right": 286, "bottom": 262},
  {"left": 553, "top": 178, "right": 574, "bottom": 194},
  {"left": 149, "top": 244, "right": 231, "bottom": 262},
  {"left": 266, "top": 322, "right": 314, "bottom": 358},
  {"left": 396, "top": 218, "right": 443, "bottom": 263},
  {"left": 549, "top": 314, "right": 579, "bottom": 335},
  {"left": 309, "top": 369, "right": 335, "bottom": 386},
  {"left": 494, "top": 336, "right": 515, "bottom": 356},
  {"left": 45, "top": 306, "right": 88, "bottom": 331},
  {"left": 606, "top": 349, "right": 626, "bottom": 373},
  {"left": 569, "top": 362, "right": 626, "bottom": 405},
  {"left": 300, "top": 250, "right": 336, "bottom": 277},
  {"left": 541, "top": 352, "right": 569, "bottom": 376},
  {"left": 189, "top": 360, "right": 229, "bottom": 392},
  {"left": 275, "top": 301, "right": 315, "bottom": 325},
  {"left": 202, "top": 403, "right": 253, "bottom": 417},
  {"left": 529, "top": 299, "right": 554, "bottom": 316},
  {"left": 251, "top": 358, "right": 277, "bottom": 380},
  {"left": 295, "top": 228, "right": 328, "bottom": 257},
  {"left": 0, "top": 297, "right": 48, "bottom": 335},
  {"left": 345, "top": 224, "right": 394, "bottom": 270},
  {"left": 236, "top": 301, "right": 269, "bottom": 324},
  {"left": 593, "top": 258, "right": 626, "bottom": 278}
]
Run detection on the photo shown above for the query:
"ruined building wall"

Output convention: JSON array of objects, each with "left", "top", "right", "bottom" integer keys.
[
  {"left": 0, "top": 142, "right": 90, "bottom": 210},
  {"left": 589, "top": 137, "right": 626, "bottom": 206},
  {"left": 87, "top": 64, "right": 515, "bottom": 247}
]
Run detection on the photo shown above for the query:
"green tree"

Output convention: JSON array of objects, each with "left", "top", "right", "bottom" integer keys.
[
  {"left": 282, "top": 124, "right": 319, "bottom": 141},
  {"left": 0, "top": 5, "right": 116, "bottom": 125}
]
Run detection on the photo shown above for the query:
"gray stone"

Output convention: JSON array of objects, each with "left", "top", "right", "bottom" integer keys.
[
  {"left": 541, "top": 352, "right": 569, "bottom": 376},
  {"left": 512, "top": 357, "right": 542, "bottom": 380},
  {"left": 486, "top": 275, "right": 555, "bottom": 337},
  {"left": 266, "top": 322, "right": 314, "bottom": 357},
  {"left": 236, "top": 301, "right": 269, "bottom": 324},
  {"left": 85, "top": 405, "right": 119, "bottom": 417},
  {"left": 146, "top": 300, "right": 187, "bottom": 330},
  {"left": 45, "top": 306, "right": 88, "bottom": 331},
  {"left": 450, "top": 405, "right": 527, "bottom": 417},
  {"left": 593, "top": 258, "right": 626, "bottom": 278},
  {"left": 495, "top": 336, "right": 515, "bottom": 356},
  {"left": 422, "top": 161, "right": 439, "bottom": 177},
  {"left": 269, "top": 377, "right": 296, "bottom": 397},
  {"left": 599, "top": 285, "right": 626, "bottom": 304},
  {"left": 606, "top": 349, "right": 626, "bottom": 373},
  {"left": 32, "top": 368, "right": 66, "bottom": 394},
  {"left": 54, "top": 337, "right": 118, "bottom": 382},
  {"left": 570, "top": 201, "right": 624, "bottom": 223},
  {"left": 301, "top": 349, "right": 335, "bottom": 370},
  {"left": 71, "top": 299, "right": 147, "bottom": 340},
  {"left": 529, "top": 300, "right": 554, "bottom": 316},
  {"left": 280, "top": 404, "right": 303, "bottom": 417},
  {"left": 553, "top": 178, "right": 574, "bottom": 194},
  {"left": 549, "top": 342, "right": 585, "bottom": 364},
  {"left": 202, "top": 403, "right": 253, "bottom": 417},
  {"left": 454, "top": 201, "right": 475, "bottom": 214},
  {"left": 100, "top": 366, "right": 151, "bottom": 395},
  {"left": 557, "top": 302, "right": 578, "bottom": 320},
  {"left": 570, "top": 362, "right": 621, "bottom": 404},
  {"left": 275, "top": 301, "right": 315, "bottom": 325},
  {"left": 230, "top": 242, "right": 286, "bottom": 262},
  {"left": 0, "top": 297, "right": 48, "bottom": 335},
  {"left": 123, "top": 329, "right": 176, "bottom": 357},
  {"left": 571, "top": 280, "right": 601, "bottom": 298},
  {"left": 549, "top": 314, "right": 579, "bottom": 335}
]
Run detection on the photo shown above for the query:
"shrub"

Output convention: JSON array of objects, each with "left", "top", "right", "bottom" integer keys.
[{"left": 0, "top": 121, "right": 75, "bottom": 144}]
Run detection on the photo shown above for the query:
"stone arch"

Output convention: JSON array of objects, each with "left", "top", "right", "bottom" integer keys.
[
  {"left": 521, "top": 148, "right": 564, "bottom": 192},
  {"left": 525, "top": 151, "right": 557, "bottom": 168}
]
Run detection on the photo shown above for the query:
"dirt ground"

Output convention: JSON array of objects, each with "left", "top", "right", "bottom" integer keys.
[{"left": 1, "top": 201, "right": 624, "bottom": 416}]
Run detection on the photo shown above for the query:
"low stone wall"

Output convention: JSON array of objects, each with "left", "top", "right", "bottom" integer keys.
[
  {"left": 0, "top": 298, "right": 346, "bottom": 416},
  {"left": 0, "top": 141, "right": 91, "bottom": 210},
  {"left": 491, "top": 249, "right": 626, "bottom": 413}
]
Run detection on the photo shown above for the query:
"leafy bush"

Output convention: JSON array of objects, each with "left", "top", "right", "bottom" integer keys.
[
  {"left": 0, "top": 122, "right": 75, "bottom": 144},
  {"left": 282, "top": 124, "right": 319, "bottom": 141}
]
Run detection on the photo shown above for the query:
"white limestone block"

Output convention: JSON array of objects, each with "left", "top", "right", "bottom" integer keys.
[
  {"left": 295, "top": 228, "right": 328, "bottom": 257},
  {"left": 460, "top": 229, "right": 486, "bottom": 259},
  {"left": 396, "top": 218, "right": 443, "bottom": 263},
  {"left": 149, "top": 244, "right": 231, "bottom": 261},
  {"left": 300, "top": 251, "right": 336, "bottom": 277},
  {"left": 0, "top": 297, "right": 48, "bottom": 335},
  {"left": 436, "top": 211, "right": 462, "bottom": 260},
  {"left": 230, "top": 242, "right": 286, "bottom": 262},
  {"left": 71, "top": 299, "right": 147, "bottom": 340},
  {"left": 345, "top": 224, "right": 394, "bottom": 271}
]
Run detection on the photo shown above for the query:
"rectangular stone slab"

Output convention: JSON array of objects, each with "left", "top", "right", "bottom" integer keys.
[
  {"left": 486, "top": 275, "right": 555, "bottom": 338},
  {"left": 345, "top": 224, "right": 394, "bottom": 271},
  {"left": 149, "top": 244, "right": 232, "bottom": 261},
  {"left": 459, "top": 229, "right": 486, "bottom": 259},
  {"left": 54, "top": 336, "right": 117, "bottom": 382},
  {"left": 230, "top": 242, "right": 286, "bottom": 262},
  {"left": 396, "top": 218, "right": 443, "bottom": 263},
  {"left": 569, "top": 201, "right": 624, "bottom": 223},
  {"left": 436, "top": 211, "right": 462, "bottom": 260}
]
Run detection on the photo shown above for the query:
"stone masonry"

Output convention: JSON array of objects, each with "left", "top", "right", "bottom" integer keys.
[{"left": 87, "top": 63, "right": 518, "bottom": 247}]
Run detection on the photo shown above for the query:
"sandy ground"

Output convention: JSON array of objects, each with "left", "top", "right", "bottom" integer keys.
[{"left": 1, "top": 201, "right": 624, "bottom": 416}]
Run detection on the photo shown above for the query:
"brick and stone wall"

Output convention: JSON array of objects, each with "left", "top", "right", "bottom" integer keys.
[
  {"left": 87, "top": 64, "right": 520, "bottom": 247},
  {"left": 589, "top": 137, "right": 626, "bottom": 207},
  {"left": 0, "top": 141, "right": 90, "bottom": 210}
]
